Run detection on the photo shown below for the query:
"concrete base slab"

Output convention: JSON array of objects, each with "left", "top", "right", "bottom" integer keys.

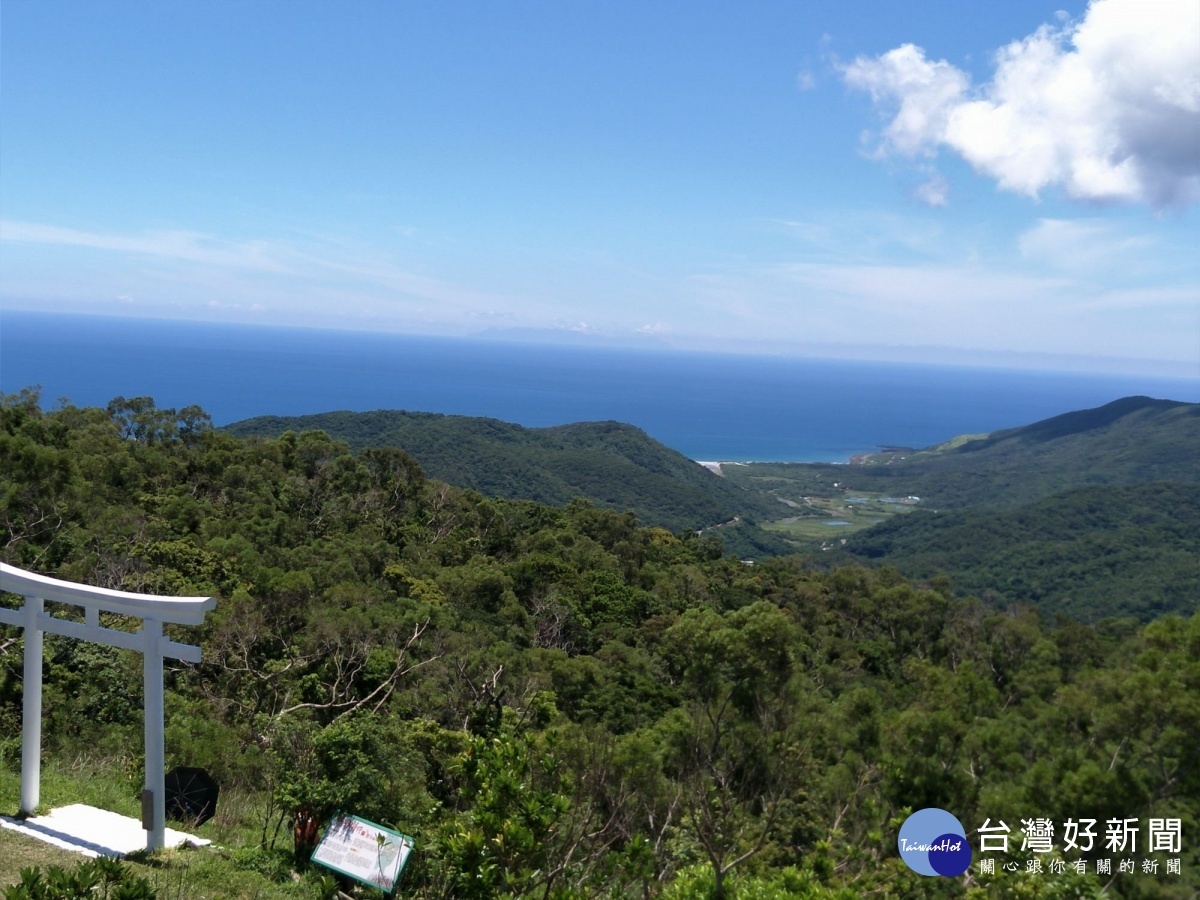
[{"left": 0, "top": 804, "right": 211, "bottom": 858}]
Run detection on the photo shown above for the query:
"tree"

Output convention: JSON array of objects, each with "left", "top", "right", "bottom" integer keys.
[{"left": 660, "top": 602, "right": 805, "bottom": 900}]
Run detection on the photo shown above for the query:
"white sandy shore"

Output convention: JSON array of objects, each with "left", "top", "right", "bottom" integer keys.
[{"left": 695, "top": 460, "right": 758, "bottom": 475}]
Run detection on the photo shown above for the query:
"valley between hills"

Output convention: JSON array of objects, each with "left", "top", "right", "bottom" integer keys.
[{"left": 229, "top": 395, "right": 1200, "bottom": 623}]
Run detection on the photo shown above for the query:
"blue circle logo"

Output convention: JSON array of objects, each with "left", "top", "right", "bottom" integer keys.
[{"left": 898, "top": 808, "right": 972, "bottom": 877}]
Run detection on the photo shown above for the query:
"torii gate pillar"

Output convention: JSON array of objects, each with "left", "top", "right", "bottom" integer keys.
[
  {"left": 21, "top": 596, "right": 44, "bottom": 814},
  {"left": 0, "top": 563, "right": 215, "bottom": 852}
]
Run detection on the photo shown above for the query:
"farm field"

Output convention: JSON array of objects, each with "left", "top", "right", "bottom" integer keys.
[
  {"left": 762, "top": 490, "right": 920, "bottom": 542},
  {"left": 715, "top": 462, "right": 921, "bottom": 544}
]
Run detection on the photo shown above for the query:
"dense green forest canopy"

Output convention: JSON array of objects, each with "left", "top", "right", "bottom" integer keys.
[
  {"left": 224, "top": 410, "right": 782, "bottom": 535},
  {"left": 226, "top": 399, "right": 1200, "bottom": 621},
  {"left": 2, "top": 390, "right": 1197, "bottom": 898},
  {"left": 831, "top": 483, "right": 1200, "bottom": 622}
]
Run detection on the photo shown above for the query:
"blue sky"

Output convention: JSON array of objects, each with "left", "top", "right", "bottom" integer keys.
[{"left": 2, "top": 0, "right": 1197, "bottom": 376}]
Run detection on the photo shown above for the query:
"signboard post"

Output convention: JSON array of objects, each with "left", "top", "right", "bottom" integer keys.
[{"left": 310, "top": 814, "right": 414, "bottom": 895}]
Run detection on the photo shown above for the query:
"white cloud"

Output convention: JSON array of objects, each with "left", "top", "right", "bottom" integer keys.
[
  {"left": 207, "top": 299, "right": 267, "bottom": 313},
  {"left": 843, "top": 44, "right": 969, "bottom": 158},
  {"left": 772, "top": 211, "right": 949, "bottom": 260},
  {"left": 842, "top": 0, "right": 1200, "bottom": 206}
]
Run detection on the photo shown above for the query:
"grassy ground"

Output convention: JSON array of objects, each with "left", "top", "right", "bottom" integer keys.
[
  {"left": 0, "top": 827, "right": 81, "bottom": 882},
  {"left": 0, "top": 758, "right": 333, "bottom": 898}
]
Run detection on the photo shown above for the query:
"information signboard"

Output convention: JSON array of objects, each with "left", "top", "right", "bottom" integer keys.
[{"left": 310, "top": 814, "right": 414, "bottom": 894}]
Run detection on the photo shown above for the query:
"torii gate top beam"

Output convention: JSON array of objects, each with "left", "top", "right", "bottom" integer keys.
[{"left": 0, "top": 562, "right": 215, "bottom": 624}]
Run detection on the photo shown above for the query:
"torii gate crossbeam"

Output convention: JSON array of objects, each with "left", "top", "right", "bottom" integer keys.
[{"left": 0, "top": 562, "right": 215, "bottom": 851}]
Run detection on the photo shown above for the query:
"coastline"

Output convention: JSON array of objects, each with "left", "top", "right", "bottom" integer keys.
[{"left": 695, "top": 458, "right": 854, "bottom": 476}]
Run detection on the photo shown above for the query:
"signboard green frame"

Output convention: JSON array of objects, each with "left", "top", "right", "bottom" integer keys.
[{"left": 310, "top": 813, "right": 414, "bottom": 894}]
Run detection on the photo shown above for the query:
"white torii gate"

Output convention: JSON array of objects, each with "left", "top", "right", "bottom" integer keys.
[{"left": 0, "top": 562, "right": 215, "bottom": 851}]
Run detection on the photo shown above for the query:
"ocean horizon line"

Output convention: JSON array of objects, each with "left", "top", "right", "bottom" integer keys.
[
  {"left": 2, "top": 310, "right": 1197, "bottom": 463},
  {"left": 4, "top": 308, "right": 1196, "bottom": 382}
]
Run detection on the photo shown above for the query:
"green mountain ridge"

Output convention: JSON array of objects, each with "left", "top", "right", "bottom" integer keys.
[
  {"left": 806, "top": 395, "right": 1200, "bottom": 510},
  {"left": 222, "top": 396, "right": 1199, "bottom": 620},
  {"left": 224, "top": 409, "right": 783, "bottom": 533},
  {"left": 956, "top": 394, "right": 1191, "bottom": 449}
]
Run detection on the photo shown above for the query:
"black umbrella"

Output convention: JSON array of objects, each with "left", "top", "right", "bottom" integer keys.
[{"left": 164, "top": 766, "right": 220, "bottom": 826}]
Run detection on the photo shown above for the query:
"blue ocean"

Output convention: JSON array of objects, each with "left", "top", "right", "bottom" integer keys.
[{"left": 2, "top": 312, "right": 1197, "bottom": 462}]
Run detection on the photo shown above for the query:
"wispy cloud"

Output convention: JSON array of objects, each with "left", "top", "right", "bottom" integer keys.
[
  {"left": 1, "top": 221, "right": 296, "bottom": 273},
  {"left": 1017, "top": 218, "right": 1155, "bottom": 272},
  {"left": 770, "top": 212, "right": 949, "bottom": 261},
  {"left": 912, "top": 173, "right": 949, "bottom": 207},
  {"left": 0, "top": 219, "right": 517, "bottom": 325},
  {"left": 3, "top": 215, "right": 1194, "bottom": 370},
  {"left": 688, "top": 256, "right": 1196, "bottom": 364},
  {"left": 303, "top": 254, "right": 505, "bottom": 311}
]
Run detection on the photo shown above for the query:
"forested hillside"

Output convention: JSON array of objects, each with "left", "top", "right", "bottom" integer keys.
[
  {"left": 796, "top": 396, "right": 1200, "bottom": 510},
  {"left": 224, "top": 410, "right": 782, "bottom": 534},
  {"left": 722, "top": 397, "right": 1200, "bottom": 621},
  {"left": 836, "top": 483, "right": 1200, "bottom": 621},
  {"left": 2, "top": 390, "right": 1197, "bottom": 898}
]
